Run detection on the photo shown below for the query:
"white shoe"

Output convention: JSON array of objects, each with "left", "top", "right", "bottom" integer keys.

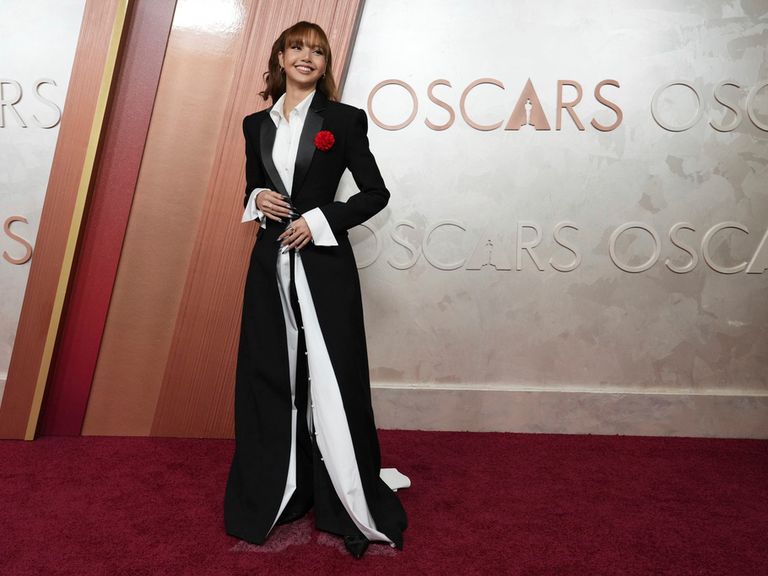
[{"left": 380, "top": 468, "right": 411, "bottom": 491}]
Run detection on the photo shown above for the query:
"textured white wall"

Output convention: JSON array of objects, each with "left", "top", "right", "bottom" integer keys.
[
  {"left": 0, "top": 0, "right": 86, "bottom": 400},
  {"left": 341, "top": 0, "right": 768, "bottom": 435}
]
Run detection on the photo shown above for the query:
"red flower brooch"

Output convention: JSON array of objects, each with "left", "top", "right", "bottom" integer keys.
[{"left": 314, "top": 130, "right": 335, "bottom": 151}]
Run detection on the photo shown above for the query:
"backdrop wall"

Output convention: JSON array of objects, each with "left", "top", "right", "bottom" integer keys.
[
  {"left": 338, "top": 0, "right": 768, "bottom": 436},
  {"left": 5, "top": 0, "right": 765, "bottom": 439}
]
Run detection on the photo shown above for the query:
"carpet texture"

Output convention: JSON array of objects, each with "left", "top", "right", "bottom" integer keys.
[{"left": 1, "top": 431, "right": 766, "bottom": 575}]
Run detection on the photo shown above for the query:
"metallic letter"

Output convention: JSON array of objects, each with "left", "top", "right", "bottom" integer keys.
[
  {"left": 746, "top": 228, "right": 768, "bottom": 274},
  {"left": 367, "top": 79, "right": 418, "bottom": 131},
  {"left": 354, "top": 224, "right": 381, "bottom": 269},
  {"left": 388, "top": 221, "right": 421, "bottom": 270},
  {"left": 506, "top": 78, "right": 551, "bottom": 131},
  {"left": 550, "top": 222, "right": 581, "bottom": 272},
  {"left": 423, "top": 220, "right": 467, "bottom": 271},
  {"left": 651, "top": 81, "right": 702, "bottom": 132},
  {"left": 3, "top": 216, "right": 34, "bottom": 264},
  {"left": 425, "top": 79, "right": 455, "bottom": 131},
  {"left": 460, "top": 78, "right": 504, "bottom": 131},
  {"left": 609, "top": 222, "right": 661, "bottom": 273},
  {"left": 746, "top": 79, "right": 768, "bottom": 132},
  {"left": 31, "top": 78, "right": 62, "bottom": 129},
  {"left": 0, "top": 79, "right": 27, "bottom": 128},
  {"left": 591, "top": 79, "right": 623, "bottom": 132},
  {"left": 710, "top": 81, "right": 742, "bottom": 133},
  {"left": 556, "top": 80, "right": 585, "bottom": 131},
  {"left": 465, "top": 234, "right": 512, "bottom": 271},
  {"left": 516, "top": 222, "right": 544, "bottom": 271},
  {"left": 665, "top": 222, "right": 698, "bottom": 273},
  {"left": 701, "top": 222, "right": 749, "bottom": 274}
]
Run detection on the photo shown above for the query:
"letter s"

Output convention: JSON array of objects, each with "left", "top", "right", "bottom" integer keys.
[
  {"left": 32, "top": 78, "right": 62, "bottom": 129},
  {"left": 3, "top": 216, "right": 34, "bottom": 264}
]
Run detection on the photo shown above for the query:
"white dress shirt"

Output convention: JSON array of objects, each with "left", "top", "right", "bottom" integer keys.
[{"left": 241, "top": 90, "right": 337, "bottom": 246}]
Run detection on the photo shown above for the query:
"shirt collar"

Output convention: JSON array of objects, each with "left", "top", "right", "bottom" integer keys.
[{"left": 270, "top": 90, "right": 315, "bottom": 126}]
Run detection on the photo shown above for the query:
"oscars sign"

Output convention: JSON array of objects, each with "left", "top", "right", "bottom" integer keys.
[
  {"left": 367, "top": 77, "right": 768, "bottom": 134},
  {"left": 355, "top": 76, "right": 768, "bottom": 276}
]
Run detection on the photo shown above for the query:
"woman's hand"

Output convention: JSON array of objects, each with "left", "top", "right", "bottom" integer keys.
[
  {"left": 278, "top": 216, "right": 312, "bottom": 251},
  {"left": 256, "top": 189, "right": 294, "bottom": 222}
]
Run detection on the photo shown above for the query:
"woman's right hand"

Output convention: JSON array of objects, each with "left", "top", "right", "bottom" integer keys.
[{"left": 256, "top": 189, "right": 294, "bottom": 222}]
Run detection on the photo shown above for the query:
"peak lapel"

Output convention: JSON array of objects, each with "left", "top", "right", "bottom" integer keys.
[
  {"left": 259, "top": 115, "right": 289, "bottom": 199},
  {"left": 291, "top": 91, "right": 328, "bottom": 200}
]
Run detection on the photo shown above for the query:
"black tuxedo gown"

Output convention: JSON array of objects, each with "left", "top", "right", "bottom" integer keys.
[{"left": 223, "top": 90, "right": 407, "bottom": 548}]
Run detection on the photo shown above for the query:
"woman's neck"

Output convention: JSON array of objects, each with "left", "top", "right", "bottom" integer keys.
[{"left": 282, "top": 84, "right": 315, "bottom": 119}]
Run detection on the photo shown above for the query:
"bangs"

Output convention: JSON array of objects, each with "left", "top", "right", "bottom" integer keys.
[{"left": 283, "top": 24, "right": 329, "bottom": 54}]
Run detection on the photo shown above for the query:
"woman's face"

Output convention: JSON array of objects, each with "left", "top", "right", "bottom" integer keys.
[{"left": 278, "top": 38, "right": 326, "bottom": 91}]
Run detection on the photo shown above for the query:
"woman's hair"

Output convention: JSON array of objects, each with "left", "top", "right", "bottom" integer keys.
[{"left": 260, "top": 21, "right": 339, "bottom": 103}]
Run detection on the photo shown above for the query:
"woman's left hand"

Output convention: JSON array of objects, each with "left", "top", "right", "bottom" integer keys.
[{"left": 278, "top": 216, "right": 312, "bottom": 251}]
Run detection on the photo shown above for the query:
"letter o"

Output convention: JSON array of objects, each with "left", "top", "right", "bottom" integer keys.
[
  {"left": 609, "top": 222, "right": 661, "bottom": 273},
  {"left": 367, "top": 79, "right": 418, "bottom": 131},
  {"left": 651, "top": 81, "right": 703, "bottom": 132},
  {"left": 354, "top": 224, "right": 382, "bottom": 269}
]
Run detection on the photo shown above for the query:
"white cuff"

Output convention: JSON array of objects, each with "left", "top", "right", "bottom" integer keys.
[
  {"left": 242, "top": 188, "right": 268, "bottom": 228},
  {"left": 303, "top": 207, "right": 338, "bottom": 246}
]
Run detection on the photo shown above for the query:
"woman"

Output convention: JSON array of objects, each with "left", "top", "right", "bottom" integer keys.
[{"left": 223, "top": 21, "right": 407, "bottom": 558}]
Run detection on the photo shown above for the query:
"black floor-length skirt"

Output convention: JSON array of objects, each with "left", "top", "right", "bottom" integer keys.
[{"left": 224, "top": 222, "right": 407, "bottom": 547}]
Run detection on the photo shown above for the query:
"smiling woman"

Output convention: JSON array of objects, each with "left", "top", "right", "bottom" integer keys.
[{"left": 223, "top": 21, "right": 408, "bottom": 559}]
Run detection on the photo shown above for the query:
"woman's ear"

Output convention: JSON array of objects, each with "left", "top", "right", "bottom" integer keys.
[{"left": 277, "top": 52, "right": 284, "bottom": 69}]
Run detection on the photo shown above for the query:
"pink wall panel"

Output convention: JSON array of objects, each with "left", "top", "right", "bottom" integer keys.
[
  {"left": 39, "top": 0, "right": 178, "bottom": 436},
  {"left": 0, "top": 0, "right": 123, "bottom": 439}
]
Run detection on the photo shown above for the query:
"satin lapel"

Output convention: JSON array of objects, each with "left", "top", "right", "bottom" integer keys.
[
  {"left": 291, "top": 92, "right": 327, "bottom": 200},
  {"left": 259, "top": 116, "right": 289, "bottom": 198}
]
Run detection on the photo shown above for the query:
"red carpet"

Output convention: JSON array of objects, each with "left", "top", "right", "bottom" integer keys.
[{"left": 1, "top": 430, "right": 766, "bottom": 575}]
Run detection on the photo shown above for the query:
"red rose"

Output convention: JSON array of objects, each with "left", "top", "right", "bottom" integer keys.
[{"left": 314, "top": 130, "right": 335, "bottom": 151}]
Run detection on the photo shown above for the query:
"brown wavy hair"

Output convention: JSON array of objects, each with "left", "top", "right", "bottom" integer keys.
[{"left": 259, "top": 21, "right": 339, "bottom": 103}]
